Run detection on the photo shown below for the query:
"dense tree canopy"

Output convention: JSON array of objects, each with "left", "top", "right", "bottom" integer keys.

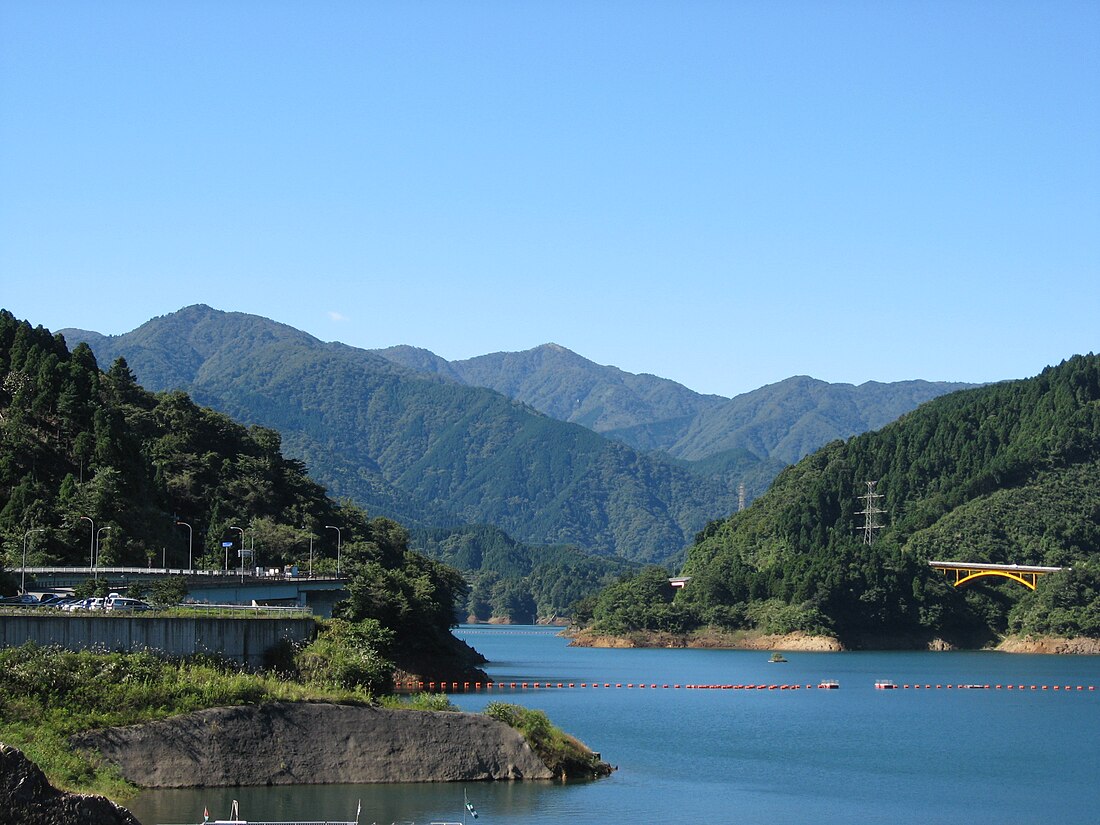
[
  {"left": 0, "top": 310, "right": 470, "bottom": 665},
  {"left": 587, "top": 355, "right": 1100, "bottom": 644}
]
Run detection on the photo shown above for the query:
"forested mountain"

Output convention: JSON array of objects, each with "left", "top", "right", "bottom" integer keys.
[
  {"left": 636, "top": 375, "right": 976, "bottom": 463},
  {"left": 409, "top": 524, "right": 637, "bottom": 623},
  {"left": 586, "top": 355, "right": 1100, "bottom": 645},
  {"left": 375, "top": 343, "right": 972, "bottom": 475},
  {"left": 63, "top": 305, "right": 740, "bottom": 563},
  {"left": 0, "top": 309, "right": 471, "bottom": 665},
  {"left": 378, "top": 342, "right": 727, "bottom": 433}
]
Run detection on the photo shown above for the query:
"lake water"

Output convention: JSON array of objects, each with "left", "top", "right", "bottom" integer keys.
[{"left": 129, "top": 625, "right": 1100, "bottom": 824}]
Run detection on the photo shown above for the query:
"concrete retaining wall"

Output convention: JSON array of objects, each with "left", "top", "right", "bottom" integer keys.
[{"left": 0, "top": 614, "right": 316, "bottom": 666}]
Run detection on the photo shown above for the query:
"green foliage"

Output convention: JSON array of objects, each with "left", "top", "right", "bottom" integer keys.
[
  {"left": 0, "top": 309, "right": 476, "bottom": 675},
  {"left": 412, "top": 524, "right": 638, "bottom": 622},
  {"left": 483, "top": 701, "right": 606, "bottom": 778},
  {"left": 0, "top": 309, "right": 346, "bottom": 573},
  {"left": 591, "top": 566, "right": 700, "bottom": 635},
  {"left": 378, "top": 692, "right": 457, "bottom": 712},
  {"left": 595, "top": 355, "right": 1100, "bottom": 645},
  {"left": 1009, "top": 564, "right": 1100, "bottom": 638},
  {"left": 149, "top": 575, "right": 188, "bottom": 606},
  {"left": 293, "top": 619, "right": 395, "bottom": 692},
  {"left": 63, "top": 305, "right": 748, "bottom": 563},
  {"left": 0, "top": 642, "right": 328, "bottom": 796}
]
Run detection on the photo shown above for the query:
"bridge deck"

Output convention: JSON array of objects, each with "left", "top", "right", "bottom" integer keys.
[{"left": 928, "top": 560, "right": 1063, "bottom": 574}]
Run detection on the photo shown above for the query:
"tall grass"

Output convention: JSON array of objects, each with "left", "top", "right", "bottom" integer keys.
[{"left": 0, "top": 642, "right": 372, "bottom": 799}]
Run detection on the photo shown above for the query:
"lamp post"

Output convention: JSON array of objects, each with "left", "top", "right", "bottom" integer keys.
[
  {"left": 79, "top": 516, "right": 94, "bottom": 570},
  {"left": 325, "top": 525, "right": 342, "bottom": 576},
  {"left": 175, "top": 520, "right": 193, "bottom": 571},
  {"left": 21, "top": 528, "right": 46, "bottom": 594},
  {"left": 301, "top": 528, "right": 315, "bottom": 578},
  {"left": 230, "top": 526, "right": 245, "bottom": 573},
  {"left": 95, "top": 527, "right": 111, "bottom": 579}
]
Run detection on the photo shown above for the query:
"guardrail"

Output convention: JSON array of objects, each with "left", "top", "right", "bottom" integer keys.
[{"left": 21, "top": 566, "right": 346, "bottom": 582}]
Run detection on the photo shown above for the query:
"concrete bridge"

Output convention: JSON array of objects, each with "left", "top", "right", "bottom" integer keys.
[
  {"left": 19, "top": 567, "right": 350, "bottom": 617},
  {"left": 928, "top": 560, "right": 1064, "bottom": 591}
]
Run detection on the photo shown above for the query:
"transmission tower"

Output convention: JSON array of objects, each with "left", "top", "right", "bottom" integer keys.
[
  {"left": 738, "top": 482, "right": 746, "bottom": 512},
  {"left": 855, "top": 480, "right": 886, "bottom": 545}
]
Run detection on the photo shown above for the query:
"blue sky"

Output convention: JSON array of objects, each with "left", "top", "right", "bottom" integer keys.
[{"left": 2, "top": 1, "right": 1097, "bottom": 397}]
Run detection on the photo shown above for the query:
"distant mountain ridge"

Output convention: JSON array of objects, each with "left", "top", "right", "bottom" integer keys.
[
  {"left": 63, "top": 306, "right": 973, "bottom": 564},
  {"left": 373, "top": 343, "right": 975, "bottom": 464},
  {"left": 63, "top": 305, "right": 739, "bottom": 563}
]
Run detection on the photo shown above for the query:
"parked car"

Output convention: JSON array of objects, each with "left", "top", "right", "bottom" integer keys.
[
  {"left": 0, "top": 594, "right": 39, "bottom": 607},
  {"left": 63, "top": 597, "right": 105, "bottom": 611}
]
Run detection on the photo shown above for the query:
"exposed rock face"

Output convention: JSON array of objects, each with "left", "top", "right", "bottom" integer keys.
[
  {"left": 996, "top": 635, "right": 1100, "bottom": 654},
  {"left": 568, "top": 628, "right": 844, "bottom": 651},
  {"left": 0, "top": 743, "right": 142, "bottom": 825},
  {"left": 72, "top": 702, "right": 554, "bottom": 788}
]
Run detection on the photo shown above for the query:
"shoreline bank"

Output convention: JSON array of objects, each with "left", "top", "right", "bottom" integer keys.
[{"left": 566, "top": 627, "right": 1100, "bottom": 654}]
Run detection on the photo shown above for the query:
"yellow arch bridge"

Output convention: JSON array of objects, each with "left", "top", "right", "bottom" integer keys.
[{"left": 928, "top": 560, "right": 1064, "bottom": 591}]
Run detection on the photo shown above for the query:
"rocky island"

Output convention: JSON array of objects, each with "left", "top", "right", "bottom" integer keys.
[
  {"left": 5, "top": 701, "right": 610, "bottom": 824},
  {"left": 72, "top": 702, "right": 577, "bottom": 787}
]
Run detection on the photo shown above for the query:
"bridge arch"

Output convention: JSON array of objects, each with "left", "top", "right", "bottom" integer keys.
[
  {"left": 951, "top": 570, "right": 1038, "bottom": 591},
  {"left": 928, "top": 561, "right": 1063, "bottom": 592}
]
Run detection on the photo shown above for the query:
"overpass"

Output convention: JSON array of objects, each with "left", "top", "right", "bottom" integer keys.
[
  {"left": 19, "top": 567, "right": 350, "bottom": 617},
  {"left": 928, "top": 560, "right": 1064, "bottom": 591}
]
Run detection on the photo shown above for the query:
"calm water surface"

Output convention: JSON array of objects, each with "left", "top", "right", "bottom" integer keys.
[{"left": 130, "top": 625, "right": 1100, "bottom": 824}]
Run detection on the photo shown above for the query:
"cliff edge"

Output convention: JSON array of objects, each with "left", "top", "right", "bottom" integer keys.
[
  {"left": 72, "top": 702, "right": 556, "bottom": 788},
  {"left": 0, "top": 743, "right": 142, "bottom": 825}
]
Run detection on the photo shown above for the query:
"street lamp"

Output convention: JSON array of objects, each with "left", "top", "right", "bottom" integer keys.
[
  {"left": 230, "top": 526, "right": 245, "bottom": 572},
  {"left": 79, "top": 516, "right": 94, "bottom": 569},
  {"left": 175, "top": 520, "right": 193, "bottom": 571},
  {"left": 301, "top": 528, "right": 314, "bottom": 578},
  {"left": 325, "top": 525, "right": 342, "bottom": 576},
  {"left": 95, "top": 526, "right": 111, "bottom": 578},
  {"left": 21, "top": 528, "right": 46, "bottom": 594}
]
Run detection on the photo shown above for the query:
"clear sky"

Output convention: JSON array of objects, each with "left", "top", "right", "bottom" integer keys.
[{"left": 2, "top": 2, "right": 1097, "bottom": 398}]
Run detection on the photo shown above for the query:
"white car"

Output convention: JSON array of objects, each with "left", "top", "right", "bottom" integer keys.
[{"left": 62, "top": 597, "right": 98, "bottom": 611}]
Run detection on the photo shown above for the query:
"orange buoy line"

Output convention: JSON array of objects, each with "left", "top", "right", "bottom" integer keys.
[{"left": 399, "top": 680, "right": 1097, "bottom": 693}]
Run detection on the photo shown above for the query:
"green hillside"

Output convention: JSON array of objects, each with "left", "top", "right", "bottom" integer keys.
[
  {"left": 376, "top": 342, "right": 973, "bottom": 494},
  {"left": 64, "top": 305, "right": 741, "bottom": 562},
  {"left": 410, "top": 523, "right": 637, "bottom": 622},
  {"left": 586, "top": 355, "right": 1100, "bottom": 646},
  {"left": 0, "top": 309, "right": 472, "bottom": 668}
]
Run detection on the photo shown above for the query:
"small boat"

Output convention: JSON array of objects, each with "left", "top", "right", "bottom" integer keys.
[
  {"left": 818, "top": 679, "right": 839, "bottom": 689},
  {"left": 768, "top": 652, "right": 788, "bottom": 663},
  {"left": 183, "top": 791, "right": 479, "bottom": 825},
  {"left": 874, "top": 679, "right": 898, "bottom": 690},
  {"left": 188, "top": 798, "right": 361, "bottom": 825}
]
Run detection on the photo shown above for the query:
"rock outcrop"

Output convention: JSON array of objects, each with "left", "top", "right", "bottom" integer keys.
[
  {"left": 0, "top": 743, "right": 142, "bottom": 825},
  {"left": 996, "top": 635, "right": 1100, "bottom": 654},
  {"left": 72, "top": 702, "right": 555, "bottom": 788}
]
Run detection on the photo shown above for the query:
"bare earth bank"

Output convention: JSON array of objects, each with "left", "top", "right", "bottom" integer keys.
[
  {"left": 567, "top": 628, "right": 842, "bottom": 651},
  {"left": 995, "top": 636, "right": 1100, "bottom": 654},
  {"left": 567, "top": 628, "right": 1100, "bottom": 654}
]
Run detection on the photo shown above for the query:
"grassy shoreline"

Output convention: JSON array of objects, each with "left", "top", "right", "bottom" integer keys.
[{"left": 0, "top": 640, "right": 603, "bottom": 802}]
